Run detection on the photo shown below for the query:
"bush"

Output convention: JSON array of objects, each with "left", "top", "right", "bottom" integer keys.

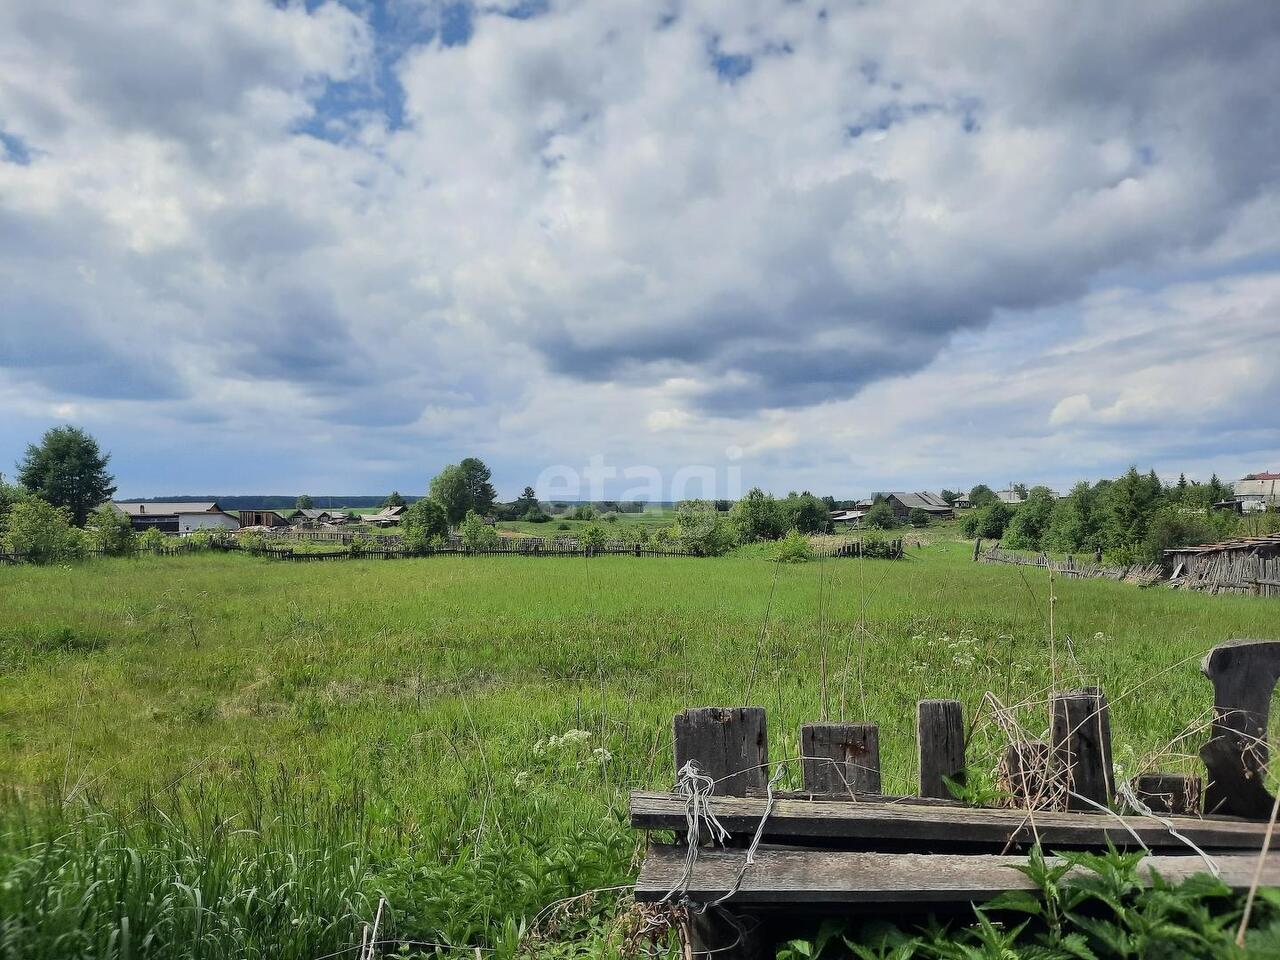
[
  {"left": 460, "top": 511, "right": 500, "bottom": 551},
  {"left": 782, "top": 493, "right": 830, "bottom": 534},
  {"left": 960, "top": 501, "right": 1014, "bottom": 539},
  {"left": 402, "top": 498, "right": 449, "bottom": 554},
  {"left": 580, "top": 523, "right": 607, "bottom": 550},
  {"left": 138, "top": 527, "right": 168, "bottom": 552},
  {"left": 523, "top": 507, "right": 551, "bottom": 523},
  {"left": 239, "top": 531, "right": 267, "bottom": 552},
  {"left": 864, "top": 502, "right": 900, "bottom": 529},
  {"left": 1, "top": 497, "right": 87, "bottom": 563},
  {"left": 730, "top": 488, "right": 787, "bottom": 541},
  {"left": 87, "top": 506, "right": 135, "bottom": 556},
  {"left": 907, "top": 507, "right": 931, "bottom": 528},
  {"left": 556, "top": 521, "right": 570, "bottom": 531},
  {"left": 570, "top": 505, "right": 595, "bottom": 521},
  {"left": 668, "top": 500, "right": 738, "bottom": 556},
  {"left": 769, "top": 529, "right": 814, "bottom": 563}
]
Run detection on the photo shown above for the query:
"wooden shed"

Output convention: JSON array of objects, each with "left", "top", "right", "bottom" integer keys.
[{"left": 1166, "top": 533, "right": 1280, "bottom": 596}]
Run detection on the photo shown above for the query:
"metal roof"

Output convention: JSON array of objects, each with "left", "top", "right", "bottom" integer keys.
[{"left": 114, "top": 501, "right": 225, "bottom": 516}]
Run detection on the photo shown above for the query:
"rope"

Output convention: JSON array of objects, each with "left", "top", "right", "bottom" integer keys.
[{"left": 661, "top": 761, "right": 730, "bottom": 905}]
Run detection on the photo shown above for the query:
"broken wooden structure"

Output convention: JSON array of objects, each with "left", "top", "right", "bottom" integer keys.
[
  {"left": 1166, "top": 533, "right": 1280, "bottom": 597},
  {"left": 631, "top": 638, "right": 1280, "bottom": 958}
]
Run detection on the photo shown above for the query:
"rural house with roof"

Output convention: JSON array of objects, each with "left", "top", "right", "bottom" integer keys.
[{"left": 113, "top": 502, "right": 239, "bottom": 534}]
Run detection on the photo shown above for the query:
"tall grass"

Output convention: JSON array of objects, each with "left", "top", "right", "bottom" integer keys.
[{"left": 0, "top": 545, "right": 1277, "bottom": 955}]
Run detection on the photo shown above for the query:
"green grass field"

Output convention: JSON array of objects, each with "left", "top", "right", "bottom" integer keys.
[{"left": 1, "top": 545, "right": 1277, "bottom": 957}]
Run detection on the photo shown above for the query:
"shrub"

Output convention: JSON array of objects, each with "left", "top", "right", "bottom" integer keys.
[
  {"left": 907, "top": 507, "right": 931, "bottom": 528},
  {"left": 769, "top": 529, "right": 814, "bottom": 563},
  {"left": 602, "top": 512, "right": 618, "bottom": 523},
  {"left": 668, "top": 500, "right": 738, "bottom": 556},
  {"left": 580, "top": 523, "right": 607, "bottom": 550},
  {"left": 730, "top": 487, "right": 786, "bottom": 541},
  {"left": 523, "top": 507, "right": 551, "bottom": 523},
  {"left": 460, "top": 511, "right": 500, "bottom": 551},
  {"left": 961, "top": 501, "right": 1014, "bottom": 539},
  {"left": 864, "top": 502, "right": 900, "bottom": 529},
  {"left": 138, "top": 527, "right": 168, "bottom": 552},
  {"left": 239, "top": 531, "right": 267, "bottom": 552},
  {"left": 570, "top": 505, "right": 595, "bottom": 521},
  {"left": 87, "top": 506, "right": 135, "bottom": 556},
  {"left": 402, "top": 498, "right": 449, "bottom": 554},
  {"left": 1, "top": 497, "right": 87, "bottom": 563},
  {"left": 556, "top": 521, "right": 570, "bottom": 531},
  {"left": 782, "top": 493, "right": 830, "bottom": 534}
]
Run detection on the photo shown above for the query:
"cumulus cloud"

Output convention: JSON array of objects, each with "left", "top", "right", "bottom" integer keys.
[{"left": 0, "top": 0, "right": 1277, "bottom": 493}]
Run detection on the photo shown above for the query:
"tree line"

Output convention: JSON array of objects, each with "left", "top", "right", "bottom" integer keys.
[{"left": 961, "top": 468, "right": 1275, "bottom": 563}]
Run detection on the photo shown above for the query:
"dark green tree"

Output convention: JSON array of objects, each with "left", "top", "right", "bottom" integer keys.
[
  {"left": 907, "top": 507, "right": 931, "bottom": 528},
  {"left": 459, "top": 457, "right": 497, "bottom": 516},
  {"left": 940, "top": 489, "right": 960, "bottom": 505},
  {"left": 730, "top": 487, "right": 787, "bottom": 541},
  {"left": 382, "top": 491, "right": 405, "bottom": 508},
  {"left": 968, "top": 484, "right": 998, "bottom": 508},
  {"left": 782, "top": 492, "right": 830, "bottom": 534},
  {"left": 515, "top": 486, "right": 539, "bottom": 514},
  {"left": 17, "top": 425, "right": 116, "bottom": 526},
  {"left": 1002, "top": 486, "right": 1056, "bottom": 550},
  {"left": 864, "top": 501, "right": 900, "bottom": 529},
  {"left": 401, "top": 498, "right": 449, "bottom": 552},
  {"left": 429, "top": 464, "right": 471, "bottom": 525},
  {"left": 296, "top": 494, "right": 313, "bottom": 509}
]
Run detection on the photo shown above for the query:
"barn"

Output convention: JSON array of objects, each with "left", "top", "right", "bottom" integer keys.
[
  {"left": 884, "top": 491, "right": 954, "bottom": 520},
  {"left": 238, "top": 509, "right": 291, "bottom": 528}
]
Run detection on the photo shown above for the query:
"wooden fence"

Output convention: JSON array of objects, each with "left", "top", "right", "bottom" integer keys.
[
  {"left": 632, "top": 638, "right": 1280, "bottom": 957},
  {"left": 976, "top": 542, "right": 1165, "bottom": 585}
]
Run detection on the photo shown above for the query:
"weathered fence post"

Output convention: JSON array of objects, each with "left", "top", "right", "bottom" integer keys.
[
  {"left": 672, "top": 708, "right": 769, "bottom": 959},
  {"left": 1199, "top": 639, "right": 1280, "bottom": 817},
  {"left": 673, "top": 707, "right": 768, "bottom": 796},
  {"left": 801, "top": 723, "right": 881, "bottom": 793},
  {"left": 918, "top": 700, "right": 965, "bottom": 799},
  {"left": 1051, "top": 688, "right": 1114, "bottom": 810},
  {"left": 973, "top": 538, "right": 981, "bottom": 561}
]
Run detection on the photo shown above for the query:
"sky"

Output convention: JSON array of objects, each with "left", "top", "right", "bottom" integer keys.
[{"left": 1, "top": 0, "right": 1278, "bottom": 501}]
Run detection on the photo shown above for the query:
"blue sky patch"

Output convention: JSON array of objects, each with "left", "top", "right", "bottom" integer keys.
[{"left": 0, "top": 130, "right": 32, "bottom": 165}]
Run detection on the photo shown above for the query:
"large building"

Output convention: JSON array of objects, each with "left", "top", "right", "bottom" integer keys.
[
  {"left": 1235, "top": 472, "right": 1280, "bottom": 512},
  {"left": 113, "top": 501, "right": 239, "bottom": 534},
  {"left": 884, "top": 492, "right": 954, "bottom": 520}
]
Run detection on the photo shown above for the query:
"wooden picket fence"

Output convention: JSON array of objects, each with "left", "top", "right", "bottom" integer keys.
[
  {"left": 976, "top": 542, "right": 1165, "bottom": 585},
  {"left": 632, "top": 638, "right": 1280, "bottom": 958}
]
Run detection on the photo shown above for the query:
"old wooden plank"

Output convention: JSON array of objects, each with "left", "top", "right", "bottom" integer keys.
[
  {"left": 634, "top": 845, "right": 1280, "bottom": 904},
  {"left": 917, "top": 700, "right": 965, "bottom": 799},
  {"left": 1051, "top": 688, "right": 1114, "bottom": 810},
  {"left": 673, "top": 707, "right": 768, "bottom": 796},
  {"left": 629, "top": 790, "right": 1276, "bottom": 850},
  {"left": 801, "top": 723, "right": 880, "bottom": 794}
]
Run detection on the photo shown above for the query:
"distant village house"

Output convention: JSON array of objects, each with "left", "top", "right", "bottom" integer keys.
[{"left": 113, "top": 502, "right": 239, "bottom": 534}]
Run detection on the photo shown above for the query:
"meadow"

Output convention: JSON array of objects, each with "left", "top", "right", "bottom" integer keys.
[{"left": 1, "top": 544, "right": 1278, "bottom": 957}]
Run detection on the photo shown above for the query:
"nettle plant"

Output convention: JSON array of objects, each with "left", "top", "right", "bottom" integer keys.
[{"left": 777, "top": 846, "right": 1280, "bottom": 960}]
